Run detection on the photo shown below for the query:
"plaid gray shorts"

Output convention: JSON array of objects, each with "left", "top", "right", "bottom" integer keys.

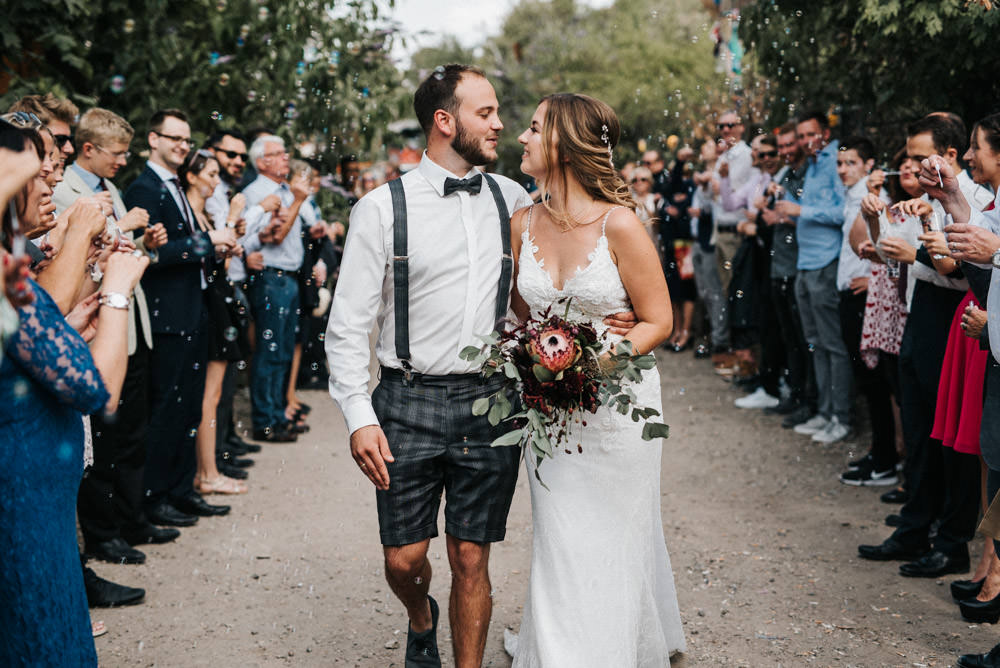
[{"left": 372, "top": 367, "right": 521, "bottom": 547}]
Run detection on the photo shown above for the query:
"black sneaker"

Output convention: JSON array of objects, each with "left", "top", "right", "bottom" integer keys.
[
  {"left": 839, "top": 464, "right": 899, "bottom": 486},
  {"left": 764, "top": 398, "right": 800, "bottom": 416},
  {"left": 847, "top": 452, "right": 874, "bottom": 471},
  {"left": 405, "top": 595, "right": 440, "bottom": 667},
  {"left": 881, "top": 488, "right": 908, "bottom": 504}
]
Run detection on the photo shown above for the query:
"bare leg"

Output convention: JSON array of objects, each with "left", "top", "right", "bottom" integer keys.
[
  {"left": 196, "top": 361, "right": 228, "bottom": 482},
  {"left": 680, "top": 299, "right": 695, "bottom": 344},
  {"left": 669, "top": 302, "right": 683, "bottom": 344},
  {"left": 384, "top": 539, "right": 434, "bottom": 632},
  {"left": 446, "top": 536, "right": 492, "bottom": 668},
  {"left": 978, "top": 553, "right": 1000, "bottom": 601},
  {"left": 285, "top": 343, "right": 304, "bottom": 423},
  {"left": 974, "top": 457, "right": 997, "bottom": 581}
]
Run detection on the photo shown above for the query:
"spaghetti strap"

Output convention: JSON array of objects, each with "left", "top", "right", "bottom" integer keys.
[
  {"left": 601, "top": 205, "right": 624, "bottom": 236},
  {"left": 525, "top": 204, "right": 534, "bottom": 235}
]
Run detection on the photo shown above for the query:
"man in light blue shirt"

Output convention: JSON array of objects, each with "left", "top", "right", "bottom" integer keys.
[
  {"left": 241, "top": 135, "right": 318, "bottom": 441},
  {"left": 775, "top": 111, "right": 852, "bottom": 444}
]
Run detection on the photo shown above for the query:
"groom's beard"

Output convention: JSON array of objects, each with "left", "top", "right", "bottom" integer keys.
[{"left": 452, "top": 117, "right": 495, "bottom": 166}]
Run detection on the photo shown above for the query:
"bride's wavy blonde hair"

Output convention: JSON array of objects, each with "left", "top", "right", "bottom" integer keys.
[{"left": 537, "top": 93, "right": 635, "bottom": 229}]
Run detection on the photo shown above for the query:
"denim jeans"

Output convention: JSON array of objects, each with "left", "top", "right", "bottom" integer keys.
[{"left": 248, "top": 270, "right": 300, "bottom": 430}]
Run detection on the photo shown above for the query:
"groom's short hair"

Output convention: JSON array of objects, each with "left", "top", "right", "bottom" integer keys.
[{"left": 414, "top": 64, "right": 487, "bottom": 136}]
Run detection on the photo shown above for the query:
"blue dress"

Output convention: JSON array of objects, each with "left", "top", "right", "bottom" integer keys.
[{"left": 0, "top": 279, "right": 109, "bottom": 667}]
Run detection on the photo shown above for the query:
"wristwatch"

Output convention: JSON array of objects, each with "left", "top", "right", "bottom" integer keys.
[
  {"left": 98, "top": 292, "right": 130, "bottom": 310},
  {"left": 992, "top": 247, "right": 1000, "bottom": 269}
]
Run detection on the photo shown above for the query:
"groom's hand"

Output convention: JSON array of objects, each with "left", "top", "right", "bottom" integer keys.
[
  {"left": 350, "top": 425, "right": 394, "bottom": 490},
  {"left": 603, "top": 310, "right": 637, "bottom": 336}
]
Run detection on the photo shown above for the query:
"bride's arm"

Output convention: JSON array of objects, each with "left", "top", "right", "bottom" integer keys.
[
  {"left": 606, "top": 208, "right": 673, "bottom": 353},
  {"left": 509, "top": 208, "right": 530, "bottom": 323}
]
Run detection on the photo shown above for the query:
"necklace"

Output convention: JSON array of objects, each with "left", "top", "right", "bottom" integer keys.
[{"left": 556, "top": 200, "right": 609, "bottom": 232}]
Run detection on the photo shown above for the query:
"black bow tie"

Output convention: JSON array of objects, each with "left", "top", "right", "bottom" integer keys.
[{"left": 443, "top": 173, "right": 483, "bottom": 196}]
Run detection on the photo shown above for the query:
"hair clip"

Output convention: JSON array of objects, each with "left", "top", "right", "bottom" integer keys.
[{"left": 600, "top": 124, "right": 613, "bottom": 167}]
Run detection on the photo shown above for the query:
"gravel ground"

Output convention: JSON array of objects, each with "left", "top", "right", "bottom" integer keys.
[{"left": 92, "top": 350, "right": 996, "bottom": 667}]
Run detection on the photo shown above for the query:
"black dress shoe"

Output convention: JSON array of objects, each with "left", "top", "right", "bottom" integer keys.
[
  {"left": 217, "top": 460, "right": 249, "bottom": 479},
  {"left": 252, "top": 426, "right": 298, "bottom": 442},
  {"left": 173, "top": 493, "right": 231, "bottom": 517},
  {"left": 227, "top": 433, "right": 261, "bottom": 453},
  {"left": 960, "top": 591, "right": 1000, "bottom": 624},
  {"left": 146, "top": 502, "right": 199, "bottom": 527},
  {"left": 880, "top": 487, "right": 908, "bottom": 504},
  {"left": 122, "top": 524, "right": 181, "bottom": 546},
  {"left": 858, "top": 538, "right": 928, "bottom": 562},
  {"left": 85, "top": 537, "right": 146, "bottom": 565},
  {"left": 222, "top": 440, "right": 249, "bottom": 456},
  {"left": 219, "top": 451, "right": 254, "bottom": 468},
  {"left": 885, "top": 513, "right": 903, "bottom": 527},
  {"left": 83, "top": 567, "right": 145, "bottom": 608},
  {"left": 900, "top": 550, "right": 970, "bottom": 578},
  {"left": 958, "top": 642, "right": 1000, "bottom": 667},
  {"left": 952, "top": 578, "right": 986, "bottom": 602}
]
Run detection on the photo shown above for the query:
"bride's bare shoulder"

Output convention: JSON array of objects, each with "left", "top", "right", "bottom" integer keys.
[{"left": 603, "top": 206, "right": 645, "bottom": 239}]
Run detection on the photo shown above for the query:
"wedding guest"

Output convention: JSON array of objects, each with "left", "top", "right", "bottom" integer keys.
[
  {"left": 180, "top": 150, "right": 249, "bottom": 495},
  {"left": 51, "top": 107, "right": 179, "bottom": 563},
  {"left": 834, "top": 136, "right": 899, "bottom": 477},
  {"left": 762, "top": 122, "right": 815, "bottom": 427},
  {"left": 124, "top": 109, "right": 235, "bottom": 526},
  {"left": 774, "top": 111, "right": 851, "bottom": 444},
  {"left": 242, "top": 135, "right": 316, "bottom": 442},
  {"left": 660, "top": 148, "right": 697, "bottom": 353},
  {"left": 640, "top": 149, "right": 671, "bottom": 202},
  {"left": 8, "top": 93, "right": 79, "bottom": 172},
  {"left": 689, "top": 139, "right": 728, "bottom": 361},
  {"left": 712, "top": 111, "right": 754, "bottom": 304},
  {"left": 0, "top": 119, "right": 149, "bottom": 666}
]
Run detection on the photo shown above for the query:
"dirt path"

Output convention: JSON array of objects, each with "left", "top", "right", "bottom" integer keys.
[{"left": 94, "top": 351, "right": 995, "bottom": 666}]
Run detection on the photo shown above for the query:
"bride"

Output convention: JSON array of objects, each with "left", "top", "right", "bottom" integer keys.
[{"left": 506, "top": 93, "right": 686, "bottom": 666}]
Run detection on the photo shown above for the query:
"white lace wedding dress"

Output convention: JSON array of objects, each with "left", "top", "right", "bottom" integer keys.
[{"left": 508, "top": 207, "right": 685, "bottom": 667}]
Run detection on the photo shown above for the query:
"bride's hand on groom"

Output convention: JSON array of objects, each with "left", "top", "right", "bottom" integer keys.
[
  {"left": 350, "top": 425, "right": 395, "bottom": 490},
  {"left": 603, "top": 310, "right": 637, "bottom": 336}
]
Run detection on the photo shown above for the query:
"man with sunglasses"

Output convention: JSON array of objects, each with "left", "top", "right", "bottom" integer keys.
[
  {"left": 640, "top": 149, "right": 671, "bottom": 203},
  {"left": 8, "top": 94, "right": 78, "bottom": 171},
  {"left": 125, "top": 109, "right": 236, "bottom": 528}
]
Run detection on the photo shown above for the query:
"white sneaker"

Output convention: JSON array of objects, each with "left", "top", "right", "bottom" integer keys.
[
  {"left": 793, "top": 414, "right": 828, "bottom": 435},
  {"left": 812, "top": 417, "right": 853, "bottom": 444},
  {"left": 734, "top": 387, "right": 780, "bottom": 409}
]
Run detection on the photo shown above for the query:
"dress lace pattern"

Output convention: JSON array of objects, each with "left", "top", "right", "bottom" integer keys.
[
  {"left": 510, "top": 207, "right": 685, "bottom": 667},
  {"left": 0, "top": 279, "right": 107, "bottom": 667}
]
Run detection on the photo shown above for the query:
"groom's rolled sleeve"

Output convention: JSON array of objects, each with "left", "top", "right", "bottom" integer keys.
[{"left": 326, "top": 194, "right": 389, "bottom": 435}]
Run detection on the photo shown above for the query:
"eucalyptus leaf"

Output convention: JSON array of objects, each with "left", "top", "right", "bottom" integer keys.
[
  {"left": 492, "top": 429, "right": 524, "bottom": 447},
  {"left": 641, "top": 422, "right": 671, "bottom": 441},
  {"left": 471, "top": 397, "right": 490, "bottom": 416},
  {"left": 503, "top": 362, "right": 519, "bottom": 379},
  {"left": 459, "top": 345, "right": 483, "bottom": 361},
  {"left": 633, "top": 355, "right": 657, "bottom": 370},
  {"left": 533, "top": 364, "right": 554, "bottom": 382}
]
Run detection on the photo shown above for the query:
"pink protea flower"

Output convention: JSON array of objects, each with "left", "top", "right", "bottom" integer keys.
[{"left": 532, "top": 326, "right": 580, "bottom": 373}]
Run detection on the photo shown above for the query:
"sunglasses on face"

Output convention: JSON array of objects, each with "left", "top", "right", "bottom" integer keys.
[
  {"left": 717, "top": 122, "right": 741, "bottom": 130},
  {"left": 213, "top": 146, "right": 248, "bottom": 161},
  {"left": 758, "top": 150, "right": 778, "bottom": 158},
  {"left": 52, "top": 133, "right": 73, "bottom": 148},
  {"left": 2, "top": 111, "right": 43, "bottom": 130},
  {"left": 631, "top": 177, "right": 650, "bottom": 183}
]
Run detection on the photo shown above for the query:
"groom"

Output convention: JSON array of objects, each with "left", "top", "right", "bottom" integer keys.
[{"left": 326, "top": 65, "right": 532, "bottom": 667}]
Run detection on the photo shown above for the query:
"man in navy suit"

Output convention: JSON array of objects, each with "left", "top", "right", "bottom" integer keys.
[{"left": 124, "top": 109, "right": 235, "bottom": 526}]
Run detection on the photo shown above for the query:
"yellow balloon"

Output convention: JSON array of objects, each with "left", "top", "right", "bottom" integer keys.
[
  {"left": 637, "top": 139, "right": 648, "bottom": 153},
  {"left": 666, "top": 135, "right": 679, "bottom": 151}
]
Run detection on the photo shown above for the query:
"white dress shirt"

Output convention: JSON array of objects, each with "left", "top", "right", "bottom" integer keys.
[
  {"left": 147, "top": 160, "right": 206, "bottom": 289},
  {"left": 836, "top": 177, "right": 872, "bottom": 291},
  {"left": 205, "top": 180, "right": 250, "bottom": 281},
  {"left": 326, "top": 152, "right": 532, "bottom": 435},
  {"left": 712, "top": 141, "right": 754, "bottom": 230}
]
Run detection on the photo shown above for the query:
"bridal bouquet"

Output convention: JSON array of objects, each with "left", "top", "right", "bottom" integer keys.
[{"left": 459, "top": 299, "right": 670, "bottom": 481}]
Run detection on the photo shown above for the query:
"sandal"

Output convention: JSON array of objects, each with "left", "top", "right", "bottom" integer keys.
[
  {"left": 196, "top": 475, "right": 248, "bottom": 495},
  {"left": 92, "top": 620, "right": 107, "bottom": 638}
]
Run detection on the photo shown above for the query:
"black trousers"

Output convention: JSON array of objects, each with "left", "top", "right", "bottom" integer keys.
[
  {"left": 770, "top": 276, "right": 816, "bottom": 409},
  {"left": 144, "top": 305, "right": 209, "bottom": 508},
  {"left": 217, "top": 362, "right": 238, "bottom": 453},
  {"left": 78, "top": 316, "right": 151, "bottom": 543},
  {"left": 893, "top": 282, "right": 979, "bottom": 555},
  {"left": 838, "top": 289, "right": 897, "bottom": 470}
]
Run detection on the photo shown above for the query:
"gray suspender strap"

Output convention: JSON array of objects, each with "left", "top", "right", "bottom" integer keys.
[
  {"left": 387, "top": 173, "right": 511, "bottom": 372},
  {"left": 483, "top": 174, "right": 512, "bottom": 326},
  {"left": 388, "top": 178, "right": 411, "bottom": 369}
]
